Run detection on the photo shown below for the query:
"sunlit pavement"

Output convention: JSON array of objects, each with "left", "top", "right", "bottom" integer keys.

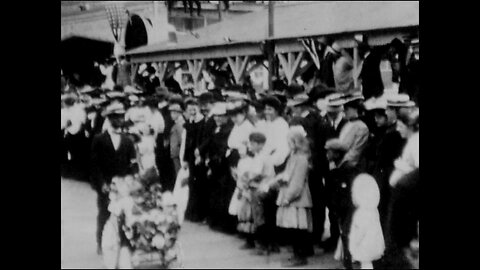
[{"left": 61, "top": 178, "right": 341, "bottom": 269}]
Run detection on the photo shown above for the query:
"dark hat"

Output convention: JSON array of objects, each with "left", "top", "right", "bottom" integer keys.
[
  {"left": 198, "top": 92, "right": 214, "bottom": 104},
  {"left": 286, "top": 83, "right": 304, "bottom": 97},
  {"left": 211, "top": 88, "right": 225, "bottom": 102},
  {"left": 249, "top": 132, "right": 267, "bottom": 144},
  {"left": 273, "top": 93, "right": 287, "bottom": 105},
  {"left": 61, "top": 93, "right": 77, "bottom": 103},
  {"left": 308, "top": 84, "right": 337, "bottom": 103},
  {"left": 168, "top": 103, "right": 184, "bottom": 113},
  {"left": 184, "top": 97, "right": 199, "bottom": 106},
  {"left": 261, "top": 95, "right": 283, "bottom": 113},
  {"left": 325, "top": 138, "right": 348, "bottom": 153},
  {"left": 144, "top": 96, "right": 159, "bottom": 108},
  {"left": 343, "top": 91, "right": 365, "bottom": 109},
  {"left": 154, "top": 86, "right": 171, "bottom": 101}
]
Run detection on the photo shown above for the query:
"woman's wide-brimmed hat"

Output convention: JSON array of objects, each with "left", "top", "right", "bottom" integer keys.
[
  {"left": 261, "top": 95, "right": 283, "bottom": 113},
  {"left": 286, "top": 94, "right": 310, "bottom": 107},
  {"left": 226, "top": 100, "right": 249, "bottom": 115}
]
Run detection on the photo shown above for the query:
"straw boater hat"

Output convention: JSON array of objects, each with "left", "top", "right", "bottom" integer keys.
[
  {"left": 325, "top": 93, "right": 346, "bottom": 112},
  {"left": 325, "top": 138, "right": 349, "bottom": 153},
  {"left": 102, "top": 102, "right": 126, "bottom": 117},
  {"left": 386, "top": 94, "right": 415, "bottom": 108},
  {"left": 210, "top": 102, "right": 228, "bottom": 116},
  {"left": 343, "top": 91, "right": 365, "bottom": 110},
  {"left": 364, "top": 96, "right": 388, "bottom": 111},
  {"left": 286, "top": 94, "right": 310, "bottom": 107}
]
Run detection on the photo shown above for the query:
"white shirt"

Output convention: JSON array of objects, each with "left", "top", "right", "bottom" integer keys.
[
  {"left": 394, "top": 132, "right": 419, "bottom": 173},
  {"left": 228, "top": 120, "right": 255, "bottom": 155},
  {"left": 62, "top": 104, "right": 87, "bottom": 135},
  {"left": 256, "top": 117, "right": 290, "bottom": 166},
  {"left": 145, "top": 109, "right": 165, "bottom": 137},
  {"left": 108, "top": 130, "right": 121, "bottom": 151}
]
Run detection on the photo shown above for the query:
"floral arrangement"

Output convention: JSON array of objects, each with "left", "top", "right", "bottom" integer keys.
[{"left": 108, "top": 174, "right": 181, "bottom": 268}]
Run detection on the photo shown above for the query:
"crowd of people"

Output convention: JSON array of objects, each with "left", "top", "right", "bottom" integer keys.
[{"left": 61, "top": 39, "right": 419, "bottom": 270}]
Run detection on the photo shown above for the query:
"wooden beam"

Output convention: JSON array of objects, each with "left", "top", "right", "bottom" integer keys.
[
  {"left": 130, "top": 63, "right": 139, "bottom": 84},
  {"left": 277, "top": 53, "right": 290, "bottom": 82},
  {"left": 155, "top": 62, "right": 168, "bottom": 81},
  {"left": 278, "top": 52, "right": 304, "bottom": 85},
  {"left": 246, "top": 61, "right": 264, "bottom": 74},
  {"left": 291, "top": 51, "right": 304, "bottom": 82}
]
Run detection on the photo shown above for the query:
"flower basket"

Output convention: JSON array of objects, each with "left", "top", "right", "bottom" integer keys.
[{"left": 104, "top": 175, "right": 181, "bottom": 269}]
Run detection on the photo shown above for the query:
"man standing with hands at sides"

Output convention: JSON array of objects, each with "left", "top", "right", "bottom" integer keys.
[
  {"left": 193, "top": 92, "right": 217, "bottom": 224},
  {"left": 90, "top": 102, "right": 138, "bottom": 255}
]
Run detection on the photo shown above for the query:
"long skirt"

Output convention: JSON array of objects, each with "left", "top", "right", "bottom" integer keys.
[
  {"left": 236, "top": 193, "right": 255, "bottom": 234},
  {"left": 276, "top": 206, "right": 313, "bottom": 233},
  {"left": 207, "top": 160, "right": 237, "bottom": 233}
]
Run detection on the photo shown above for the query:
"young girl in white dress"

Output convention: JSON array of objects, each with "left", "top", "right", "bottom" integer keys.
[{"left": 349, "top": 173, "right": 385, "bottom": 269}]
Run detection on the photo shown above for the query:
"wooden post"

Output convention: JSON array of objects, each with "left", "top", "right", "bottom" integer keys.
[
  {"left": 353, "top": 46, "right": 359, "bottom": 88},
  {"left": 130, "top": 63, "right": 139, "bottom": 84},
  {"left": 267, "top": 1, "right": 275, "bottom": 91}
]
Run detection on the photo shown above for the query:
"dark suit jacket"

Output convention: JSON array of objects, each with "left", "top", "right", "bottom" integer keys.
[
  {"left": 90, "top": 132, "right": 137, "bottom": 191},
  {"left": 205, "top": 120, "right": 234, "bottom": 163},
  {"left": 360, "top": 44, "right": 390, "bottom": 99},
  {"left": 325, "top": 115, "right": 348, "bottom": 140},
  {"left": 196, "top": 116, "right": 217, "bottom": 159}
]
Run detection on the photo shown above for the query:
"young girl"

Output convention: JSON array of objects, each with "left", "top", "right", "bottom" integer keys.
[
  {"left": 349, "top": 173, "right": 385, "bottom": 269},
  {"left": 274, "top": 126, "right": 313, "bottom": 267},
  {"left": 235, "top": 132, "right": 274, "bottom": 249}
]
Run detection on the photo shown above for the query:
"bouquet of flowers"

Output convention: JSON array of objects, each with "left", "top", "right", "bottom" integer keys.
[{"left": 107, "top": 175, "right": 181, "bottom": 268}]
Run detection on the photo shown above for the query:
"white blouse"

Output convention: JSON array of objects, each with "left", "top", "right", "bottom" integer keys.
[
  {"left": 256, "top": 117, "right": 290, "bottom": 166},
  {"left": 228, "top": 119, "right": 255, "bottom": 155}
]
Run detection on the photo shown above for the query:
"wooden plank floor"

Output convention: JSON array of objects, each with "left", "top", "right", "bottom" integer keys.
[{"left": 61, "top": 178, "right": 342, "bottom": 269}]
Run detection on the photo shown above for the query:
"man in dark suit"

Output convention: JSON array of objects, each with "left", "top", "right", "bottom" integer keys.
[
  {"left": 287, "top": 94, "right": 329, "bottom": 250},
  {"left": 193, "top": 92, "right": 217, "bottom": 223},
  {"left": 90, "top": 103, "right": 138, "bottom": 255}
]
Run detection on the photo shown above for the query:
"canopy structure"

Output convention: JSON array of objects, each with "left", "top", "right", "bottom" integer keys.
[
  {"left": 126, "top": 1, "right": 419, "bottom": 87},
  {"left": 127, "top": 2, "right": 419, "bottom": 61}
]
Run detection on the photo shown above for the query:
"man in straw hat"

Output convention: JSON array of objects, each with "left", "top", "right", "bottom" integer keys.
[
  {"left": 337, "top": 92, "right": 370, "bottom": 168},
  {"left": 90, "top": 102, "right": 138, "bottom": 255},
  {"left": 364, "top": 95, "right": 409, "bottom": 230},
  {"left": 324, "top": 138, "right": 361, "bottom": 268}
]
